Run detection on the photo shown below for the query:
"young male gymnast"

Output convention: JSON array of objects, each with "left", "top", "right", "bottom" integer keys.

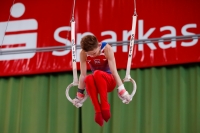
[{"left": 72, "top": 35, "right": 131, "bottom": 126}]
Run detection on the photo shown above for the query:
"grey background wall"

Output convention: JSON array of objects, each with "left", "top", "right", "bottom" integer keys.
[{"left": 0, "top": 63, "right": 200, "bottom": 133}]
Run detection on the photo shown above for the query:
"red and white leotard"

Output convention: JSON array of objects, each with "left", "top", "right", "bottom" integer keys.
[{"left": 86, "top": 42, "right": 111, "bottom": 74}]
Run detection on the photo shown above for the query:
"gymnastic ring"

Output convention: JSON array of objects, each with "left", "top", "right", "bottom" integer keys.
[
  {"left": 118, "top": 77, "right": 137, "bottom": 101},
  {"left": 65, "top": 82, "right": 88, "bottom": 108}
]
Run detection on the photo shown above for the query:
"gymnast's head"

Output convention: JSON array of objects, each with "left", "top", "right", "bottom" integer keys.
[{"left": 80, "top": 35, "right": 99, "bottom": 52}]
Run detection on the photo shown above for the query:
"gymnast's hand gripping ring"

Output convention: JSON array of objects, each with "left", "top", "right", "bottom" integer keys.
[
  {"left": 120, "top": 77, "right": 137, "bottom": 102},
  {"left": 65, "top": 83, "right": 88, "bottom": 108}
]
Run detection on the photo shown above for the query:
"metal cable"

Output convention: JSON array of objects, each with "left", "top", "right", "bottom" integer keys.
[
  {"left": 71, "top": 0, "right": 76, "bottom": 22},
  {"left": 134, "top": 0, "right": 137, "bottom": 15},
  {"left": 0, "top": 34, "right": 199, "bottom": 55},
  {"left": 0, "top": 0, "right": 16, "bottom": 54},
  {"left": 64, "top": 0, "right": 77, "bottom": 48}
]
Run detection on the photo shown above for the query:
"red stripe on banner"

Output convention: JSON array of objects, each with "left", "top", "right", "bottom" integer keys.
[{"left": 0, "top": 44, "right": 26, "bottom": 49}]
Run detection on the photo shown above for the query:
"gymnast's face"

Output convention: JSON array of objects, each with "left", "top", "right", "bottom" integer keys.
[{"left": 86, "top": 45, "right": 101, "bottom": 57}]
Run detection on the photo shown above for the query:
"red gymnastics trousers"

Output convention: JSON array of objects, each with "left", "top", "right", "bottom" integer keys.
[{"left": 84, "top": 70, "right": 116, "bottom": 126}]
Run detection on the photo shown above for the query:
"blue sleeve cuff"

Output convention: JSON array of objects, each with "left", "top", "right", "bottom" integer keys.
[{"left": 101, "top": 42, "right": 107, "bottom": 48}]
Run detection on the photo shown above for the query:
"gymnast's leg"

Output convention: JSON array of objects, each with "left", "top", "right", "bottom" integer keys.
[
  {"left": 84, "top": 74, "right": 104, "bottom": 126},
  {"left": 93, "top": 70, "right": 116, "bottom": 122}
]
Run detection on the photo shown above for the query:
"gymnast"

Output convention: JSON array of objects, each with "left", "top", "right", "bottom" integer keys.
[{"left": 72, "top": 35, "right": 131, "bottom": 126}]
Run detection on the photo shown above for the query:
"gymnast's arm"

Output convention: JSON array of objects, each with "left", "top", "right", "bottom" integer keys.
[
  {"left": 104, "top": 44, "right": 123, "bottom": 87},
  {"left": 78, "top": 50, "right": 87, "bottom": 90},
  {"left": 105, "top": 44, "right": 131, "bottom": 104}
]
